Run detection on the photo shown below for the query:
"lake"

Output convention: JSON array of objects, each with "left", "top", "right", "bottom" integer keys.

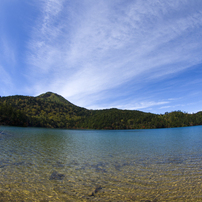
[{"left": 0, "top": 126, "right": 202, "bottom": 201}]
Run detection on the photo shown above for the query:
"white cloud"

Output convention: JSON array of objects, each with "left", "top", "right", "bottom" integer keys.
[
  {"left": 25, "top": 0, "right": 202, "bottom": 109},
  {"left": 88, "top": 99, "right": 170, "bottom": 111}
]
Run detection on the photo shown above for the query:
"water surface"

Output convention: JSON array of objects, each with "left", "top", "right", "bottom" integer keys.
[{"left": 0, "top": 126, "right": 202, "bottom": 201}]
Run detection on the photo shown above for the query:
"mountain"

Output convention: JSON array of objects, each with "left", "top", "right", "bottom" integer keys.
[
  {"left": 37, "top": 92, "right": 73, "bottom": 106},
  {"left": 0, "top": 92, "right": 89, "bottom": 128},
  {"left": 0, "top": 92, "right": 202, "bottom": 129}
]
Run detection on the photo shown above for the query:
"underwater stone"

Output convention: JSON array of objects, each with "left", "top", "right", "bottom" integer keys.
[
  {"left": 88, "top": 185, "right": 102, "bottom": 196},
  {"left": 49, "top": 171, "right": 65, "bottom": 180}
]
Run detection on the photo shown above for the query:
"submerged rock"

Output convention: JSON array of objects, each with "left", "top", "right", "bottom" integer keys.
[
  {"left": 95, "top": 185, "right": 102, "bottom": 193},
  {"left": 88, "top": 185, "right": 102, "bottom": 196},
  {"left": 49, "top": 171, "right": 65, "bottom": 180},
  {"left": 53, "top": 161, "right": 65, "bottom": 168},
  {"left": 91, "top": 162, "right": 108, "bottom": 173}
]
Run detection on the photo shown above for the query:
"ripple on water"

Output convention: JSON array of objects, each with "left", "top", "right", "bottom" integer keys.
[{"left": 0, "top": 126, "right": 202, "bottom": 201}]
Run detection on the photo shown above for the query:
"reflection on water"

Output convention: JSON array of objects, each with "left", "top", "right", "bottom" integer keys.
[{"left": 0, "top": 126, "right": 202, "bottom": 201}]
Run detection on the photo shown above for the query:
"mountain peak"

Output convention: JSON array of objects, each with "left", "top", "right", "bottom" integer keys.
[{"left": 37, "top": 92, "right": 71, "bottom": 105}]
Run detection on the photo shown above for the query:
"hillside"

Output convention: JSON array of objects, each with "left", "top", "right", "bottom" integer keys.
[
  {"left": 37, "top": 92, "right": 73, "bottom": 105},
  {"left": 0, "top": 92, "right": 89, "bottom": 128},
  {"left": 1, "top": 92, "right": 202, "bottom": 129}
]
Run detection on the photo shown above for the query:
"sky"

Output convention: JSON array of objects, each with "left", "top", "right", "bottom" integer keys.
[{"left": 1, "top": 0, "right": 202, "bottom": 114}]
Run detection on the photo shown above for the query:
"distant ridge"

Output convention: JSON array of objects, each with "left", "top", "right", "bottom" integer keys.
[{"left": 0, "top": 92, "right": 202, "bottom": 129}]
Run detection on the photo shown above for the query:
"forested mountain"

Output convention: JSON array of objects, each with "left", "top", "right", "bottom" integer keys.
[
  {"left": 0, "top": 92, "right": 89, "bottom": 128},
  {"left": 0, "top": 92, "right": 202, "bottom": 129}
]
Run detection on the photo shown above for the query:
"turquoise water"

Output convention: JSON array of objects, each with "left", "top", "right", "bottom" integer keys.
[{"left": 0, "top": 126, "right": 202, "bottom": 201}]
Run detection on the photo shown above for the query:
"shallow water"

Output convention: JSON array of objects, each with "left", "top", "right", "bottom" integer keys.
[{"left": 0, "top": 126, "right": 202, "bottom": 201}]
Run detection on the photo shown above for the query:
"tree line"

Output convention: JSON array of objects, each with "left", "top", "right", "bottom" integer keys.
[{"left": 0, "top": 92, "right": 202, "bottom": 129}]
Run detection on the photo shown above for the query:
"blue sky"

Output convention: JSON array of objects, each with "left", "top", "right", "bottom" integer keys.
[{"left": 1, "top": 0, "right": 202, "bottom": 114}]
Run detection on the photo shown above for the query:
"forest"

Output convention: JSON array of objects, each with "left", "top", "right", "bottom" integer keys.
[{"left": 1, "top": 92, "right": 202, "bottom": 129}]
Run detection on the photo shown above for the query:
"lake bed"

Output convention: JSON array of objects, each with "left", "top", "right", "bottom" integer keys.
[{"left": 0, "top": 126, "right": 202, "bottom": 201}]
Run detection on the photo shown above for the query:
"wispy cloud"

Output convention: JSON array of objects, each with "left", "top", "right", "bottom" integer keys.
[
  {"left": 24, "top": 0, "right": 202, "bottom": 111},
  {"left": 92, "top": 100, "right": 170, "bottom": 111}
]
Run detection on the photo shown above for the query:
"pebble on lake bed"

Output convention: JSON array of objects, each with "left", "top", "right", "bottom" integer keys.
[
  {"left": 88, "top": 185, "right": 102, "bottom": 196},
  {"left": 49, "top": 171, "right": 65, "bottom": 180}
]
